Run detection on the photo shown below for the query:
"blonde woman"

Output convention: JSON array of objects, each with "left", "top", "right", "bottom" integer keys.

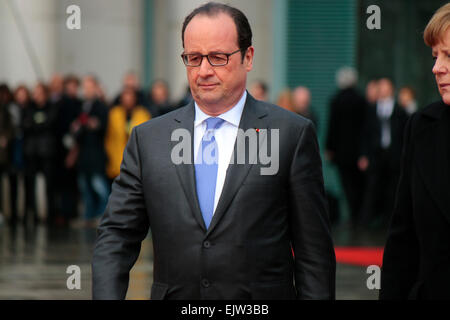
[{"left": 381, "top": 3, "right": 450, "bottom": 299}]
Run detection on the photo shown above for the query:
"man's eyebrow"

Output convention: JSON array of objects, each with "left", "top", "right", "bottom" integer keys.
[
  {"left": 183, "top": 50, "right": 228, "bottom": 55},
  {"left": 208, "top": 50, "right": 229, "bottom": 54}
]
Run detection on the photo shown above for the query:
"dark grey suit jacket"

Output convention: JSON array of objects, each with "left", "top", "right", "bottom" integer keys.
[{"left": 92, "top": 93, "right": 336, "bottom": 300}]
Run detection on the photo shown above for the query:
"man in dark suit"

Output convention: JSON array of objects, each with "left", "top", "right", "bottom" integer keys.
[
  {"left": 358, "top": 78, "right": 409, "bottom": 227},
  {"left": 55, "top": 75, "right": 82, "bottom": 225},
  {"left": 326, "top": 68, "right": 368, "bottom": 225},
  {"left": 92, "top": 2, "right": 335, "bottom": 300}
]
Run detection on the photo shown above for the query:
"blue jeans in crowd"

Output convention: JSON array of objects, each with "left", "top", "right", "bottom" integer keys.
[{"left": 77, "top": 173, "right": 110, "bottom": 220}]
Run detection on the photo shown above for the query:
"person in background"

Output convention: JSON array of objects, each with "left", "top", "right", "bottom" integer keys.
[
  {"left": 358, "top": 79, "right": 380, "bottom": 173},
  {"left": 292, "top": 86, "right": 318, "bottom": 127},
  {"left": 105, "top": 87, "right": 151, "bottom": 181},
  {"left": 358, "top": 78, "right": 408, "bottom": 228},
  {"left": 22, "top": 83, "right": 58, "bottom": 226},
  {"left": 54, "top": 75, "right": 83, "bottom": 226},
  {"left": 147, "top": 79, "right": 172, "bottom": 117},
  {"left": 8, "top": 85, "right": 30, "bottom": 226},
  {"left": 49, "top": 73, "right": 64, "bottom": 105},
  {"left": 365, "top": 79, "right": 379, "bottom": 107},
  {"left": 249, "top": 80, "right": 269, "bottom": 102},
  {"left": 0, "top": 84, "right": 14, "bottom": 223},
  {"left": 276, "top": 88, "right": 293, "bottom": 112},
  {"left": 326, "top": 67, "right": 368, "bottom": 226},
  {"left": 112, "top": 71, "right": 148, "bottom": 109},
  {"left": 95, "top": 80, "right": 109, "bottom": 106},
  {"left": 398, "top": 86, "right": 418, "bottom": 115},
  {"left": 175, "top": 85, "right": 194, "bottom": 109},
  {"left": 71, "top": 75, "right": 109, "bottom": 228},
  {"left": 381, "top": 3, "right": 450, "bottom": 299}
]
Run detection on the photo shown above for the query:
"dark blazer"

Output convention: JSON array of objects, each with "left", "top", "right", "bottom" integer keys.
[
  {"left": 0, "top": 104, "right": 13, "bottom": 166},
  {"left": 76, "top": 99, "right": 108, "bottom": 175},
  {"left": 22, "top": 102, "right": 58, "bottom": 160},
  {"left": 92, "top": 93, "right": 336, "bottom": 300},
  {"left": 380, "top": 101, "right": 450, "bottom": 299},
  {"left": 56, "top": 95, "right": 82, "bottom": 159},
  {"left": 360, "top": 102, "right": 409, "bottom": 170},
  {"left": 326, "top": 87, "right": 368, "bottom": 167}
]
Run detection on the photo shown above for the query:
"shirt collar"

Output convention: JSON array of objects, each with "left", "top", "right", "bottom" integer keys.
[
  {"left": 378, "top": 97, "right": 394, "bottom": 108},
  {"left": 194, "top": 90, "right": 247, "bottom": 128}
]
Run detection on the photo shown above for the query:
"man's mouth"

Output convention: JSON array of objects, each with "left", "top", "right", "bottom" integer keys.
[{"left": 198, "top": 83, "right": 218, "bottom": 88}]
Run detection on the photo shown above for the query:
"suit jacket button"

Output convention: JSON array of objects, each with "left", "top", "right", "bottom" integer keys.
[
  {"left": 203, "top": 241, "right": 211, "bottom": 248},
  {"left": 201, "top": 279, "right": 210, "bottom": 288}
]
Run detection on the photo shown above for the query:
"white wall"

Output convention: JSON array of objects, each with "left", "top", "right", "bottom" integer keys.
[
  {"left": 56, "top": 0, "right": 144, "bottom": 98},
  {"left": 0, "top": 0, "right": 58, "bottom": 87},
  {"left": 0, "top": 0, "right": 272, "bottom": 101},
  {"left": 0, "top": 0, "right": 144, "bottom": 98}
]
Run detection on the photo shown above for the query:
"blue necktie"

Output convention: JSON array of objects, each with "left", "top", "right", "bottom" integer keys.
[{"left": 195, "top": 117, "right": 225, "bottom": 229}]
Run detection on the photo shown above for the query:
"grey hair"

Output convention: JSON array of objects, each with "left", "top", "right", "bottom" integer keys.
[{"left": 336, "top": 67, "right": 358, "bottom": 89}]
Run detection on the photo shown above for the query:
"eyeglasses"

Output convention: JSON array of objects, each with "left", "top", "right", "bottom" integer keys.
[{"left": 181, "top": 49, "right": 241, "bottom": 67}]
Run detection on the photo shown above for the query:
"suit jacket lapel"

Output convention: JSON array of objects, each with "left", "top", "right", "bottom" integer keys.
[
  {"left": 171, "top": 101, "right": 207, "bottom": 232},
  {"left": 206, "top": 95, "right": 268, "bottom": 236},
  {"left": 416, "top": 104, "right": 450, "bottom": 223}
]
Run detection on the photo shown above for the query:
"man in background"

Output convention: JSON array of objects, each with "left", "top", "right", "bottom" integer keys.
[
  {"left": 398, "top": 86, "right": 417, "bottom": 115},
  {"left": 72, "top": 75, "right": 109, "bottom": 228},
  {"left": 291, "top": 86, "right": 317, "bottom": 127},
  {"left": 112, "top": 71, "right": 149, "bottom": 109},
  {"left": 326, "top": 67, "right": 367, "bottom": 226},
  {"left": 249, "top": 80, "right": 269, "bottom": 102},
  {"left": 359, "top": 78, "right": 408, "bottom": 227},
  {"left": 55, "top": 75, "right": 82, "bottom": 226}
]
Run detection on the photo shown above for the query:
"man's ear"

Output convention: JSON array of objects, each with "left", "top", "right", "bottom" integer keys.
[{"left": 244, "top": 46, "right": 255, "bottom": 72}]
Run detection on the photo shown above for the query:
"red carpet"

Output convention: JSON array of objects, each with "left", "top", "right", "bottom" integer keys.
[{"left": 334, "top": 247, "right": 384, "bottom": 267}]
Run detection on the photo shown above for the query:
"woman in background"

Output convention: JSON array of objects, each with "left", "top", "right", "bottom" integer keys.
[
  {"left": 8, "top": 85, "right": 31, "bottom": 225},
  {"left": 22, "top": 83, "right": 58, "bottom": 226},
  {"left": 105, "top": 87, "right": 151, "bottom": 181},
  {"left": 0, "top": 84, "right": 14, "bottom": 224}
]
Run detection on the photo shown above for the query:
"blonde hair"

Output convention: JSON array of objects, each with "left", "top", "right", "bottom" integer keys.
[{"left": 424, "top": 3, "right": 450, "bottom": 47}]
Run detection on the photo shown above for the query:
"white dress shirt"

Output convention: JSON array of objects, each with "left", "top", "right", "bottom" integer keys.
[
  {"left": 377, "top": 97, "right": 395, "bottom": 149},
  {"left": 377, "top": 97, "right": 394, "bottom": 118},
  {"left": 194, "top": 90, "right": 247, "bottom": 214}
]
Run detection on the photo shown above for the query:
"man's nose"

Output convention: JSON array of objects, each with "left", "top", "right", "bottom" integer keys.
[{"left": 198, "top": 56, "right": 214, "bottom": 77}]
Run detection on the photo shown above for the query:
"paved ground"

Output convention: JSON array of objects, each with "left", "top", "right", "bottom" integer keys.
[{"left": 0, "top": 222, "right": 385, "bottom": 300}]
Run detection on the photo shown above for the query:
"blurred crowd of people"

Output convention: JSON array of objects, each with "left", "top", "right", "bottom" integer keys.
[
  {"left": 326, "top": 69, "right": 417, "bottom": 228},
  {"left": 0, "top": 68, "right": 419, "bottom": 230},
  {"left": 250, "top": 68, "right": 418, "bottom": 229},
  {"left": 0, "top": 72, "right": 191, "bottom": 228}
]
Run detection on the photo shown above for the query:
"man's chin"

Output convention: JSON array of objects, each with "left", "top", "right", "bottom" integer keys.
[{"left": 194, "top": 92, "right": 222, "bottom": 105}]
